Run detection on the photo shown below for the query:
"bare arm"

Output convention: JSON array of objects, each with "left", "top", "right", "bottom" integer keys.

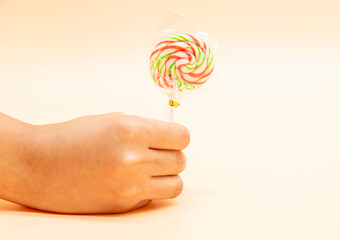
[
  {"left": 0, "top": 113, "right": 34, "bottom": 204},
  {"left": 0, "top": 112, "right": 190, "bottom": 214}
]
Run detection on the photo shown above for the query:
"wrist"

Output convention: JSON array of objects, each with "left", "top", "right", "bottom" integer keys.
[{"left": 0, "top": 114, "right": 37, "bottom": 204}]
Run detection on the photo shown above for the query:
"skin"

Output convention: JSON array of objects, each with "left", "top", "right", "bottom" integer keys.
[{"left": 0, "top": 112, "right": 190, "bottom": 214}]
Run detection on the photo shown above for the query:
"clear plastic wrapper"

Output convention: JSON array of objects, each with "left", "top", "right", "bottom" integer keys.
[{"left": 149, "top": 9, "right": 217, "bottom": 122}]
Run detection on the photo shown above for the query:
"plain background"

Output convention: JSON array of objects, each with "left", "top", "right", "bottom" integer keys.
[{"left": 0, "top": 0, "right": 339, "bottom": 239}]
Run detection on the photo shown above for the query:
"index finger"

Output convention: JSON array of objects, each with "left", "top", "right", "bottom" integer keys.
[{"left": 142, "top": 118, "right": 190, "bottom": 150}]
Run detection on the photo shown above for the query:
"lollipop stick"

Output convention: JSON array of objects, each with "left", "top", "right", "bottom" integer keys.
[
  {"left": 167, "top": 87, "right": 180, "bottom": 122},
  {"left": 169, "top": 105, "right": 175, "bottom": 122}
]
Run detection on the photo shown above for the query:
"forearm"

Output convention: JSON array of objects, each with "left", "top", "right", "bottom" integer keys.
[{"left": 0, "top": 113, "right": 33, "bottom": 202}]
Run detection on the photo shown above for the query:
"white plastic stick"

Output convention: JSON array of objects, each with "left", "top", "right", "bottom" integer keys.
[
  {"left": 169, "top": 105, "right": 175, "bottom": 122},
  {"left": 168, "top": 88, "right": 179, "bottom": 122}
]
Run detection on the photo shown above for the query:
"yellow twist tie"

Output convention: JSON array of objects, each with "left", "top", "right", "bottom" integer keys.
[{"left": 169, "top": 100, "right": 180, "bottom": 108}]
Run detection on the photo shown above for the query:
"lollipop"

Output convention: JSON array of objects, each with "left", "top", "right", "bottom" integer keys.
[
  {"left": 150, "top": 33, "right": 215, "bottom": 121},
  {"left": 150, "top": 33, "right": 214, "bottom": 91}
]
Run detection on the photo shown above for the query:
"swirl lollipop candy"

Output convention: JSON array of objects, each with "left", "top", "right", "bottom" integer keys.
[{"left": 150, "top": 33, "right": 214, "bottom": 121}]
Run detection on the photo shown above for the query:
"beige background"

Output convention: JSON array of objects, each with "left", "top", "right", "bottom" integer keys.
[{"left": 0, "top": 0, "right": 340, "bottom": 239}]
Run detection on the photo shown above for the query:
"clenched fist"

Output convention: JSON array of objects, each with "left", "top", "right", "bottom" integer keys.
[{"left": 0, "top": 113, "right": 190, "bottom": 214}]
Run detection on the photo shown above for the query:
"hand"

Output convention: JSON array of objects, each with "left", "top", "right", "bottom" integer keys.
[{"left": 1, "top": 113, "right": 190, "bottom": 214}]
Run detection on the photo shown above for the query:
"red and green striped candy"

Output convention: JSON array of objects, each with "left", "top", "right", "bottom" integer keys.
[{"left": 150, "top": 33, "right": 214, "bottom": 91}]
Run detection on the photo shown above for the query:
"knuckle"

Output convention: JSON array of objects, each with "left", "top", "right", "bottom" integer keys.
[
  {"left": 115, "top": 148, "right": 142, "bottom": 168},
  {"left": 115, "top": 116, "right": 145, "bottom": 140}
]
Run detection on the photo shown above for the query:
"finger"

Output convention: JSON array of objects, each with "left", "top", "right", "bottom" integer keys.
[
  {"left": 146, "top": 149, "right": 186, "bottom": 176},
  {"left": 142, "top": 118, "right": 190, "bottom": 150},
  {"left": 144, "top": 175, "right": 184, "bottom": 200}
]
